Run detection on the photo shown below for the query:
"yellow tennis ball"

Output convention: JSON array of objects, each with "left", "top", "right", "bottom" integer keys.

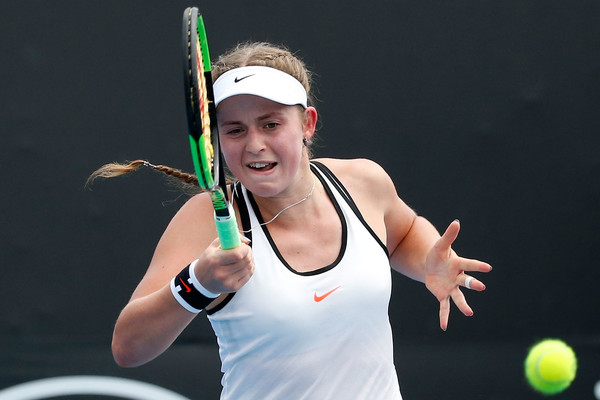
[{"left": 524, "top": 339, "right": 577, "bottom": 395}]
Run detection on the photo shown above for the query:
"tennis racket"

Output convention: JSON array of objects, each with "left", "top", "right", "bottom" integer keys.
[{"left": 182, "top": 7, "right": 240, "bottom": 249}]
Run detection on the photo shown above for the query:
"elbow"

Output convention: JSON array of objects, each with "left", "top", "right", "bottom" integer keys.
[
  {"left": 112, "top": 337, "right": 139, "bottom": 368},
  {"left": 111, "top": 330, "right": 150, "bottom": 368},
  {"left": 112, "top": 326, "right": 167, "bottom": 368},
  {"left": 110, "top": 295, "right": 181, "bottom": 367},
  {"left": 111, "top": 306, "right": 151, "bottom": 368}
]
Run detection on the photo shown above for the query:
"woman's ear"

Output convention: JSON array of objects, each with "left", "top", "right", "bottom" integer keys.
[{"left": 302, "top": 106, "right": 318, "bottom": 141}]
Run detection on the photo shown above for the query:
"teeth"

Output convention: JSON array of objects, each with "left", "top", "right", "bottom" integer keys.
[{"left": 249, "top": 162, "right": 271, "bottom": 169}]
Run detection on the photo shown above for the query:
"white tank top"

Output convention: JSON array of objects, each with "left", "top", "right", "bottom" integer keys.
[{"left": 207, "top": 162, "right": 402, "bottom": 400}]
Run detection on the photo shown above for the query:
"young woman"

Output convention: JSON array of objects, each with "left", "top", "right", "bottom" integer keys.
[{"left": 93, "top": 42, "right": 492, "bottom": 399}]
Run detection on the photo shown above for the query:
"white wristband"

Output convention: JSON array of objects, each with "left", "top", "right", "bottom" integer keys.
[{"left": 188, "top": 259, "right": 221, "bottom": 298}]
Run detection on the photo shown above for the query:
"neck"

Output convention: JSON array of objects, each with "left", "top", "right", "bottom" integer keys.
[{"left": 250, "top": 173, "right": 317, "bottom": 228}]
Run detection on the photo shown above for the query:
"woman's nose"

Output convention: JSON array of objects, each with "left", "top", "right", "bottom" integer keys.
[{"left": 245, "top": 128, "right": 265, "bottom": 154}]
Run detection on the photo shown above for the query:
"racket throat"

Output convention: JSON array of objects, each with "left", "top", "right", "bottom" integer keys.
[{"left": 210, "top": 189, "right": 230, "bottom": 218}]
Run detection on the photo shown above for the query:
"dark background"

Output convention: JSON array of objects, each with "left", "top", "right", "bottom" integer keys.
[{"left": 2, "top": 1, "right": 599, "bottom": 399}]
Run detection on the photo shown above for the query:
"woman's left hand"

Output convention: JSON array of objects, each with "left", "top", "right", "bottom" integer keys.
[{"left": 424, "top": 220, "right": 492, "bottom": 331}]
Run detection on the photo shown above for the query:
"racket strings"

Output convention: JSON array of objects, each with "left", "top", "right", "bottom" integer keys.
[
  {"left": 238, "top": 177, "right": 316, "bottom": 233},
  {"left": 185, "top": 18, "right": 198, "bottom": 132},
  {"left": 194, "top": 37, "right": 215, "bottom": 168},
  {"left": 186, "top": 10, "right": 215, "bottom": 188}
]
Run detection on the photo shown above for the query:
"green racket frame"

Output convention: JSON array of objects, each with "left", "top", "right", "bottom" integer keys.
[{"left": 183, "top": 7, "right": 240, "bottom": 249}]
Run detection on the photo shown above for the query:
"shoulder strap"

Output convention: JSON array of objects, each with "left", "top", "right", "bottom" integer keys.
[
  {"left": 232, "top": 181, "right": 252, "bottom": 244},
  {"left": 311, "top": 161, "right": 389, "bottom": 257}
]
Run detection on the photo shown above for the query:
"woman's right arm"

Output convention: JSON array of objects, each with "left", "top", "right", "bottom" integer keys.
[{"left": 111, "top": 193, "right": 254, "bottom": 367}]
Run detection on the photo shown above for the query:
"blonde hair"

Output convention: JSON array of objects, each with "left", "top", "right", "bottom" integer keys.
[
  {"left": 86, "top": 160, "right": 201, "bottom": 193},
  {"left": 88, "top": 42, "right": 315, "bottom": 189}
]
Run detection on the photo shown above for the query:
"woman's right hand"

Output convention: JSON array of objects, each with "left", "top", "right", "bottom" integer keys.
[{"left": 194, "top": 236, "right": 255, "bottom": 294}]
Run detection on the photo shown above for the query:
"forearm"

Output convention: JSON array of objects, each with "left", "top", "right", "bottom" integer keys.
[
  {"left": 112, "top": 284, "right": 196, "bottom": 367},
  {"left": 389, "top": 216, "right": 441, "bottom": 282}
]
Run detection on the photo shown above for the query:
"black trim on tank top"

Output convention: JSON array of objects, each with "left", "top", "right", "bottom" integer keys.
[
  {"left": 310, "top": 161, "right": 389, "bottom": 257},
  {"left": 247, "top": 163, "right": 348, "bottom": 276},
  {"left": 207, "top": 292, "right": 235, "bottom": 315},
  {"left": 232, "top": 181, "right": 252, "bottom": 244}
]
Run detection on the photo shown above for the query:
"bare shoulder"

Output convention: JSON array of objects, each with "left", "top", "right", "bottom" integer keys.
[{"left": 313, "top": 158, "right": 395, "bottom": 198}]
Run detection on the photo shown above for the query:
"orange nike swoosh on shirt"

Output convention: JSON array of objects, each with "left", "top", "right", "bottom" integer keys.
[
  {"left": 179, "top": 277, "right": 192, "bottom": 293},
  {"left": 314, "top": 286, "right": 341, "bottom": 302}
]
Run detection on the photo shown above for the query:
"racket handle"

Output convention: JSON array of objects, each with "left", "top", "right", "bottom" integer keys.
[{"left": 214, "top": 206, "right": 241, "bottom": 249}]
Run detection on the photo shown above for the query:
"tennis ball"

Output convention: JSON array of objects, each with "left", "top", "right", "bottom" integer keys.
[{"left": 524, "top": 339, "right": 577, "bottom": 395}]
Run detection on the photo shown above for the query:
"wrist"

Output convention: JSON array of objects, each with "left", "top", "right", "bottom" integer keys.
[
  {"left": 188, "top": 259, "right": 221, "bottom": 298},
  {"left": 170, "top": 261, "right": 221, "bottom": 313}
]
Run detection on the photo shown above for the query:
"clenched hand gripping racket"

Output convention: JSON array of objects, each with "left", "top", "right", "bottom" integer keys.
[{"left": 182, "top": 7, "right": 240, "bottom": 249}]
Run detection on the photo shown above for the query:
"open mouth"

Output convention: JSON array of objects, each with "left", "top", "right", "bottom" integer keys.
[{"left": 248, "top": 162, "right": 277, "bottom": 171}]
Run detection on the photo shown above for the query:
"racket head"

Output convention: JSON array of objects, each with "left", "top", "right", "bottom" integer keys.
[{"left": 182, "top": 7, "right": 227, "bottom": 195}]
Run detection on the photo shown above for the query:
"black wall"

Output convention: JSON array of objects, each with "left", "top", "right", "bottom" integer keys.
[{"left": 2, "top": 1, "right": 599, "bottom": 399}]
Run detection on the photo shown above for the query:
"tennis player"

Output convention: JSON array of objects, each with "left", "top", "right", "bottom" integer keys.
[{"left": 106, "top": 42, "right": 492, "bottom": 399}]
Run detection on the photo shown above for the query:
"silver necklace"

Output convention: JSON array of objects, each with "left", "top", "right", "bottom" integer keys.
[{"left": 241, "top": 177, "right": 317, "bottom": 233}]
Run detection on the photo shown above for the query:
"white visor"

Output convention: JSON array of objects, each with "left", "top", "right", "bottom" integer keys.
[{"left": 213, "top": 66, "right": 307, "bottom": 108}]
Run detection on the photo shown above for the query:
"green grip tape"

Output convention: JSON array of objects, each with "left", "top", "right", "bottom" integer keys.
[{"left": 215, "top": 211, "right": 241, "bottom": 249}]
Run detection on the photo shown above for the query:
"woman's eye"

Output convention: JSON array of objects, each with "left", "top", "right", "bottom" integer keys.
[
  {"left": 225, "top": 128, "right": 243, "bottom": 136},
  {"left": 265, "top": 122, "right": 279, "bottom": 129}
]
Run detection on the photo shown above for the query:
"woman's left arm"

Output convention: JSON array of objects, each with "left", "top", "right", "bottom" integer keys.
[
  {"left": 389, "top": 216, "right": 492, "bottom": 331},
  {"left": 379, "top": 168, "right": 492, "bottom": 331}
]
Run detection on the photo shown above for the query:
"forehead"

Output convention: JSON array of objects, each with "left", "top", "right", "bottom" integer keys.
[{"left": 217, "top": 94, "right": 295, "bottom": 120}]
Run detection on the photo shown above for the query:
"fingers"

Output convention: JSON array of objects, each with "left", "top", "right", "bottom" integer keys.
[
  {"left": 218, "top": 258, "right": 254, "bottom": 291},
  {"left": 460, "top": 274, "right": 486, "bottom": 291},
  {"left": 461, "top": 258, "right": 493, "bottom": 274},
  {"left": 451, "top": 287, "right": 473, "bottom": 317},
  {"left": 199, "top": 239, "right": 255, "bottom": 293},
  {"left": 432, "top": 220, "right": 492, "bottom": 331},
  {"left": 434, "top": 219, "right": 461, "bottom": 253},
  {"left": 438, "top": 289, "right": 473, "bottom": 330},
  {"left": 214, "top": 246, "right": 254, "bottom": 290},
  {"left": 440, "top": 287, "right": 475, "bottom": 331},
  {"left": 439, "top": 297, "right": 450, "bottom": 331},
  {"left": 457, "top": 258, "right": 492, "bottom": 291},
  {"left": 437, "top": 270, "right": 488, "bottom": 331},
  {"left": 211, "top": 238, "right": 251, "bottom": 265}
]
